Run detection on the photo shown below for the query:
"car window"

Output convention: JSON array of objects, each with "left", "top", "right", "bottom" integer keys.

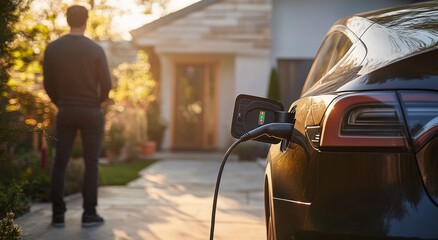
[{"left": 302, "top": 32, "right": 353, "bottom": 93}]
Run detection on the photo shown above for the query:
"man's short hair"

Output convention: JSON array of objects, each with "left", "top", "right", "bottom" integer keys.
[{"left": 66, "top": 5, "right": 88, "bottom": 28}]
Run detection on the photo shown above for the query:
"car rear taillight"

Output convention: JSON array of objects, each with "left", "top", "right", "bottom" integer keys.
[
  {"left": 399, "top": 91, "right": 438, "bottom": 152},
  {"left": 319, "top": 92, "right": 407, "bottom": 148}
]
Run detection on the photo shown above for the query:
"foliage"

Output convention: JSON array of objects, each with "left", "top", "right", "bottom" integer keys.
[
  {"left": 99, "top": 159, "right": 156, "bottom": 186},
  {"left": 0, "top": 182, "right": 30, "bottom": 220},
  {"left": 4, "top": 0, "right": 128, "bottom": 173},
  {"left": 6, "top": 0, "right": 169, "bottom": 132},
  {"left": 0, "top": 0, "right": 33, "bottom": 221},
  {"left": 7, "top": 0, "right": 124, "bottom": 133},
  {"left": 0, "top": 0, "right": 30, "bottom": 87},
  {"left": 104, "top": 50, "right": 158, "bottom": 160},
  {"left": 25, "top": 170, "right": 51, "bottom": 202},
  {"left": 0, "top": 0, "right": 168, "bottom": 219},
  {"left": 0, "top": 212, "right": 23, "bottom": 240},
  {"left": 2, "top": 0, "right": 133, "bottom": 208},
  {"left": 15, "top": 151, "right": 51, "bottom": 202},
  {"left": 0, "top": 149, "right": 51, "bottom": 214},
  {"left": 58, "top": 0, "right": 171, "bottom": 40},
  {"left": 137, "top": 0, "right": 170, "bottom": 15},
  {"left": 0, "top": 0, "right": 31, "bottom": 147},
  {"left": 0, "top": 125, "right": 26, "bottom": 185},
  {"left": 103, "top": 121, "right": 125, "bottom": 157},
  {"left": 9, "top": 147, "right": 86, "bottom": 204},
  {"left": 6, "top": 0, "right": 65, "bottom": 144},
  {"left": 87, "top": 0, "right": 119, "bottom": 40},
  {"left": 103, "top": 108, "right": 145, "bottom": 161},
  {"left": 111, "top": 50, "right": 156, "bottom": 108},
  {"left": 267, "top": 67, "right": 280, "bottom": 102}
]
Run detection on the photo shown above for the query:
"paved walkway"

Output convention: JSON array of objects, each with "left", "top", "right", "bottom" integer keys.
[{"left": 16, "top": 153, "right": 267, "bottom": 240}]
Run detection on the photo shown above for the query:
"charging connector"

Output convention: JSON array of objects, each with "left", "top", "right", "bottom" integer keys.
[{"left": 240, "top": 123, "right": 294, "bottom": 142}]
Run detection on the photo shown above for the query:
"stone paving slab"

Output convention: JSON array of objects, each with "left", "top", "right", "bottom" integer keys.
[{"left": 16, "top": 159, "right": 266, "bottom": 240}]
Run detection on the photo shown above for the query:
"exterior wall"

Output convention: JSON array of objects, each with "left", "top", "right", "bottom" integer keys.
[
  {"left": 271, "top": 0, "right": 412, "bottom": 64},
  {"left": 158, "top": 53, "right": 236, "bottom": 150},
  {"left": 218, "top": 55, "right": 236, "bottom": 149},
  {"left": 235, "top": 55, "right": 271, "bottom": 98}
]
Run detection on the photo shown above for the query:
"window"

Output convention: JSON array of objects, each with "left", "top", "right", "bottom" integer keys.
[{"left": 302, "top": 32, "right": 353, "bottom": 93}]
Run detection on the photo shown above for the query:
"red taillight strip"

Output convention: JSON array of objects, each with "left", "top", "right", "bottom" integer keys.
[
  {"left": 399, "top": 93, "right": 438, "bottom": 102},
  {"left": 320, "top": 92, "right": 406, "bottom": 147}
]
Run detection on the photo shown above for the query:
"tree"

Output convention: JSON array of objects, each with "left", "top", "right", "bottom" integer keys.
[
  {"left": 111, "top": 50, "right": 156, "bottom": 108},
  {"left": 267, "top": 67, "right": 280, "bottom": 102},
  {"left": 137, "top": 0, "right": 170, "bottom": 15},
  {"left": 0, "top": 0, "right": 30, "bottom": 107},
  {"left": 0, "top": 0, "right": 31, "bottom": 165},
  {"left": 0, "top": 0, "right": 168, "bottom": 215},
  {"left": 6, "top": 0, "right": 127, "bottom": 136},
  {"left": 0, "top": 0, "right": 33, "bottom": 222}
]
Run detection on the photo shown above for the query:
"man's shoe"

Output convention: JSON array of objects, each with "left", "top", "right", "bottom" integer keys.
[
  {"left": 52, "top": 214, "right": 65, "bottom": 228},
  {"left": 82, "top": 213, "right": 104, "bottom": 228}
]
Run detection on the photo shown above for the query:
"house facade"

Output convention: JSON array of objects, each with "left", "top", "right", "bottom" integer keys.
[{"left": 131, "top": 0, "right": 410, "bottom": 151}]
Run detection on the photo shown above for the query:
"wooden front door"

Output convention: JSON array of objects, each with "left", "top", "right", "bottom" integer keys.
[{"left": 172, "top": 63, "right": 217, "bottom": 150}]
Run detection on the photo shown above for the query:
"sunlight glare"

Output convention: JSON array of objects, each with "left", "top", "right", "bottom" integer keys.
[
  {"left": 31, "top": 0, "right": 200, "bottom": 40},
  {"left": 111, "top": 0, "right": 201, "bottom": 40}
]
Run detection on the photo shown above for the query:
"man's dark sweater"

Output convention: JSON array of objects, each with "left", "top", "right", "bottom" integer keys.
[{"left": 43, "top": 34, "right": 112, "bottom": 108}]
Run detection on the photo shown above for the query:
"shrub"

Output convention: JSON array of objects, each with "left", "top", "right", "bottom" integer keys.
[
  {"left": 0, "top": 126, "right": 32, "bottom": 218},
  {"left": 0, "top": 212, "right": 22, "bottom": 240},
  {"left": 103, "top": 120, "right": 125, "bottom": 161},
  {"left": 267, "top": 67, "right": 280, "bottom": 101},
  {"left": 0, "top": 182, "right": 30, "bottom": 219}
]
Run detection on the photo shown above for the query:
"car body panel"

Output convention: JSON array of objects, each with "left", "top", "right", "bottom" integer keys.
[
  {"left": 265, "top": 2, "right": 438, "bottom": 239},
  {"left": 302, "top": 3, "right": 438, "bottom": 98},
  {"left": 339, "top": 48, "right": 438, "bottom": 92},
  {"left": 269, "top": 150, "right": 438, "bottom": 239}
]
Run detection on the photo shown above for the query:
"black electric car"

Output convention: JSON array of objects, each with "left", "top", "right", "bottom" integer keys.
[{"left": 231, "top": 2, "right": 438, "bottom": 239}]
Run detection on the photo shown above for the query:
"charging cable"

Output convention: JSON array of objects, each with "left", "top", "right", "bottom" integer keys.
[
  {"left": 209, "top": 138, "right": 243, "bottom": 240},
  {"left": 209, "top": 123, "right": 293, "bottom": 240}
]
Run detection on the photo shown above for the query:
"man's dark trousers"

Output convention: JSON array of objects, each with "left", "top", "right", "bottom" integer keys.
[{"left": 51, "top": 106, "right": 103, "bottom": 216}]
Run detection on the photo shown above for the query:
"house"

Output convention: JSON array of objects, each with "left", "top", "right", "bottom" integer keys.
[
  {"left": 131, "top": 0, "right": 410, "bottom": 151},
  {"left": 99, "top": 41, "right": 137, "bottom": 68}
]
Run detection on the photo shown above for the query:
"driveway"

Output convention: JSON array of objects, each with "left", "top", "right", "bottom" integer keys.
[{"left": 16, "top": 156, "right": 266, "bottom": 240}]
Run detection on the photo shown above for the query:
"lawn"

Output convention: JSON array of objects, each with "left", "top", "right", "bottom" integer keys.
[{"left": 99, "top": 159, "right": 156, "bottom": 186}]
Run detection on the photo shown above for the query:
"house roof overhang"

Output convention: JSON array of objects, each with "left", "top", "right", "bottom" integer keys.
[
  {"left": 130, "top": 0, "right": 271, "bottom": 56},
  {"left": 130, "top": 0, "right": 218, "bottom": 40}
]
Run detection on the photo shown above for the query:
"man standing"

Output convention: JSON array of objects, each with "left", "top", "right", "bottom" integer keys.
[{"left": 43, "top": 5, "right": 112, "bottom": 228}]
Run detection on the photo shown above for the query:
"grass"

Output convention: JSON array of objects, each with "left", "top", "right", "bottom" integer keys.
[{"left": 99, "top": 159, "right": 156, "bottom": 186}]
